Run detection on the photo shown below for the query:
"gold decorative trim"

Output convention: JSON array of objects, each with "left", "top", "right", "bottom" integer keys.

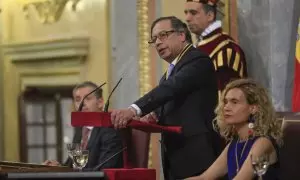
[
  {"left": 198, "top": 33, "right": 222, "bottom": 46},
  {"left": 233, "top": 52, "right": 240, "bottom": 72},
  {"left": 20, "top": 0, "right": 81, "bottom": 24},
  {"left": 226, "top": 48, "right": 232, "bottom": 66},
  {"left": 209, "top": 39, "right": 231, "bottom": 58},
  {"left": 213, "top": 58, "right": 217, "bottom": 70},
  {"left": 20, "top": 74, "right": 80, "bottom": 91},
  {"left": 137, "top": 0, "right": 152, "bottom": 168},
  {"left": 20, "top": 67, "right": 80, "bottom": 76},
  {"left": 217, "top": 51, "right": 223, "bottom": 67}
]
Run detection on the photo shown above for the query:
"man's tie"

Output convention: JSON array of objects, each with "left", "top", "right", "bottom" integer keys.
[
  {"left": 166, "top": 63, "right": 175, "bottom": 79},
  {"left": 81, "top": 127, "right": 91, "bottom": 149}
]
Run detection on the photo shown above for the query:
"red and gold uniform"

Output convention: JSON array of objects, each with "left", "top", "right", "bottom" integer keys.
[{"left": 197, "top": 27, "right": 248, "bottom": 92}]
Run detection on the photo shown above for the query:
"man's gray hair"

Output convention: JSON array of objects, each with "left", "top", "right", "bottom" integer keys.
[{"left": 73, "top": 81, "right": 103, "bottom": 99}]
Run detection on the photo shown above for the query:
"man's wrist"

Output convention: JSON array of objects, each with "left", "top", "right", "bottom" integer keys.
[
  {"left": 128, "top": 106, "right": 137, "bottom": 116},
  {"left": 129, "top": 104, "right": 142, "bottom": 116}
]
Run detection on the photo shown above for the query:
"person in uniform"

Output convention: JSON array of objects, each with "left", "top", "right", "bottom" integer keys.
[{"left": 184, "top": 0, "right": 248, "bottom": 92}]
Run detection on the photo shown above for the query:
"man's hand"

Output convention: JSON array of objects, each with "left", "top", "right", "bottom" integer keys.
[
  {"left": 42, "top": 160, "right": 61, "bottom": 166},
  {"left": 139, "top": 112, "right": 158, "bottom": 123},
  {"left": 111, "top": 108, "right": 136, "bottom": 129}
]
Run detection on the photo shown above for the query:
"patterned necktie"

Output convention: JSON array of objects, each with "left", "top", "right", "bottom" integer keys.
[
  {"left": 81, "top": 127, "right": 91, "bottom": 149},
  {"left": 166, "top": 63, "right": 175, "bottom": 79}
]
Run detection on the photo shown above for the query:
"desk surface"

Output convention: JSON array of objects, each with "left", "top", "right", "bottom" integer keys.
[{"left": 2, "top": 172, "right": 106, "bottom": 180}]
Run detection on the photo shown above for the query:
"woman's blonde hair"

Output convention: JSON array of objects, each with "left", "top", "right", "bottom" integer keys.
[{"left": 213, "top": 78, "right": 282, "bottom": 145}]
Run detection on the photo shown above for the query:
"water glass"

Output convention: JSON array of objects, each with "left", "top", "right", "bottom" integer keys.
[
  {"left": 72, "top": 150, "right": 89, "bottom": 170},
  {"left": 251, "top": 154, "right": 270, "bottom": 180}
]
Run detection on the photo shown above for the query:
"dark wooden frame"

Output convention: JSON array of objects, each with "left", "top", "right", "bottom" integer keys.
[{"left": 18, "top": 86, "right": 73, "bottom": 163}]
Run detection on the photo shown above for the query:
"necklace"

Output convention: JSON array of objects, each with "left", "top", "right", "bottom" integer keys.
[{"left": 235, "top": 138, "right": 249, "bottom": 173}]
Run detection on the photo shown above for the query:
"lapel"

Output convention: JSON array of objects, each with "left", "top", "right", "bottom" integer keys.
[
  {"left": 157, "top": 45, "right": 193, "bottom": 120},
  {"left": 165, "top": 44, "right": 193, "bottom": 79},
  {"left": 160, "top": 73, "right": 167, "bottom": 84},
  {"left": 86, "top": 128, "right": 99, "bottom": 150}
]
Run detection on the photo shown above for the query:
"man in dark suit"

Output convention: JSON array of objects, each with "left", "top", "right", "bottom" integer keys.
[
  {"left": 45, "top": 81, "right": 123, "bottom": 170},
  {"left": 111, "top": 16, "right": 221, "bottom": 179}
]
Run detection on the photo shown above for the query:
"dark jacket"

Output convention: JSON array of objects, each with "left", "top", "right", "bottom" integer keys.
[
  {"left": 64, "top": 127, "right": 123, "bottom": 170},
  {"left": 134, "top": 45, "right": 221, "bottom": 179}
]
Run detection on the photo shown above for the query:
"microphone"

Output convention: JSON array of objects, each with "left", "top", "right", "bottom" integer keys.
[
  {"left": 92, "top": 146, "right": 127, "bottom": 171},
  {"left": 103, "top": 78, "right": 123, "bottom": 112},
  {"left": 78, "top": 82, "right": 107, "bottom": 111}
]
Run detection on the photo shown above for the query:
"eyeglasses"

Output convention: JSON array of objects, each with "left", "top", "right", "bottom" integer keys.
[{"left": 148, "top": 30, "right": 176, "bottom": 46}]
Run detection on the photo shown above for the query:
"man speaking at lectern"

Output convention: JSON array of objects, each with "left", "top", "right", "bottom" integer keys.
[{"left": 111, "top": 16, "right": 221, "bottom": 179}]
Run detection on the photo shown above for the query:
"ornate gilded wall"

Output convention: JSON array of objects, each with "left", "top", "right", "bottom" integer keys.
[
  {"left": 0, "top": 0, "right": 4, "bottom": 160},
  {"left": 0, "top": 2, "right": 237, "bottom": 180},
  {"left": 1, "top": 0, "right": 111, "bottom": 161}
]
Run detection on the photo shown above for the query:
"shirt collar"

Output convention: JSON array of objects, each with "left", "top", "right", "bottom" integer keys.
[
  {"left": 85, "top": 126, "right": 93, "bottom": 130},
  {"left": 199, "top": 20, "right": 222, "bottom": 39}
]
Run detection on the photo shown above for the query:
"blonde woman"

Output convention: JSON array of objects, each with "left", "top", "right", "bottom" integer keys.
[{"left": 187, "top": 79, "right": 282, "bottom": 180}]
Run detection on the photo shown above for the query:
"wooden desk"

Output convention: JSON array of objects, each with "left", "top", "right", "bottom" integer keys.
[
  {"left": 0, "top": 161, "right": 155, "bottom": 180},
  {"left": 0, "top": 161, "right": 71, "bottom": 173}
]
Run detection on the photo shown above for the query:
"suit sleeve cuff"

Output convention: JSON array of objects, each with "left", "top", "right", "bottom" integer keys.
[{"left": 130, "top": 104, "right": 142, "bottom": 116}]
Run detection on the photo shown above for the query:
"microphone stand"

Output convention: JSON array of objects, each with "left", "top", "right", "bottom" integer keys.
[{"left": 103, "top": 78, "right": 123, "bottom": 112}]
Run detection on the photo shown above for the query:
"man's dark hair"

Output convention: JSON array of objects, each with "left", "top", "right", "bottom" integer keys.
[
  {"left": 202, "top": 4, "right": 217, "bottom": 21},
  {"left": 150, "top": 16, "right": 192, "bottom": 44},
  {"left": 73, "top": 81, "right": 103, "bottom": 99}
]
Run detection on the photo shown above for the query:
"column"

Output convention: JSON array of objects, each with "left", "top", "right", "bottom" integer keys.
[{"left": 238, "top": 0, "right": 300, "bottom": 111}]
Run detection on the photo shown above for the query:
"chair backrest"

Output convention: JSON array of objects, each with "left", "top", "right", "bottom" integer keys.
[
  {"left": 279, "top": 112, "right": 300, "bottom": 180},
  {"left": 121, "top": 129, "right": 150, "bottom": 168}
]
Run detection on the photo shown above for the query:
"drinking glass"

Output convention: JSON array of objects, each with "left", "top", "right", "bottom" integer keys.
[
  {"left": 66, "top": 143, "right": 82, "bottom": 168},
  {"left": 72, "top": 150, "right": 89, "bottom": 170},
  {"left": 251, "top": 154, "right": 270, "bottom": 180}
]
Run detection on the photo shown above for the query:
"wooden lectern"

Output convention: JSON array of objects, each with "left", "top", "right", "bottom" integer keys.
[{"left": 71, "top": 111, "right": 182, "bottom": 180}]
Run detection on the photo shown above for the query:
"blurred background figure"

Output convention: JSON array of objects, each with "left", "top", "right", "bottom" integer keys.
[{"left": 44, "top": 81, "right": 123, "bottom": 170}]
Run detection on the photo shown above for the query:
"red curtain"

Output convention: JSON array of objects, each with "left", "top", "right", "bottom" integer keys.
[{"left": 292, "top": 19, "right": 300, "bottom": 112}]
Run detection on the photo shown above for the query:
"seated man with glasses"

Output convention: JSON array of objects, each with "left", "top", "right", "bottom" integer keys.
[{"left": 110, "top": 16, "right": 221, "bottom": 180}]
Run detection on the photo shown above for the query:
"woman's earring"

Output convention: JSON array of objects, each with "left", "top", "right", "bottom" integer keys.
[{"left": 248, "top": 114, "right": 255, "bottom": 135}]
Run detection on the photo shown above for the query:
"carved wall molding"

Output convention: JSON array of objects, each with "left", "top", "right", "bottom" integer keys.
[
  {"left": 2, "top": 37, "right": 89, "bottom": 62},
  {"left": 2, "top": 37, "right": 89, "bottom": 90},
  {"left": 21, "top": 0, "right": 81, "bottom": 24}
]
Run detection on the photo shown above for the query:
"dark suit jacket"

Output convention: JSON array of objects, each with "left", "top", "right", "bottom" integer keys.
[
  {"left": 64, "top": 127, "right": 123, "bottom": 170},
  {"left": 134, "top": 45, "right": 221, "bottom": 179}
]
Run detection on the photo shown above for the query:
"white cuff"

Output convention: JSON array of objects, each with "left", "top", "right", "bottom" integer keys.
[{"left": 130, "top": 104, "right": 142, "bottom": 116}]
